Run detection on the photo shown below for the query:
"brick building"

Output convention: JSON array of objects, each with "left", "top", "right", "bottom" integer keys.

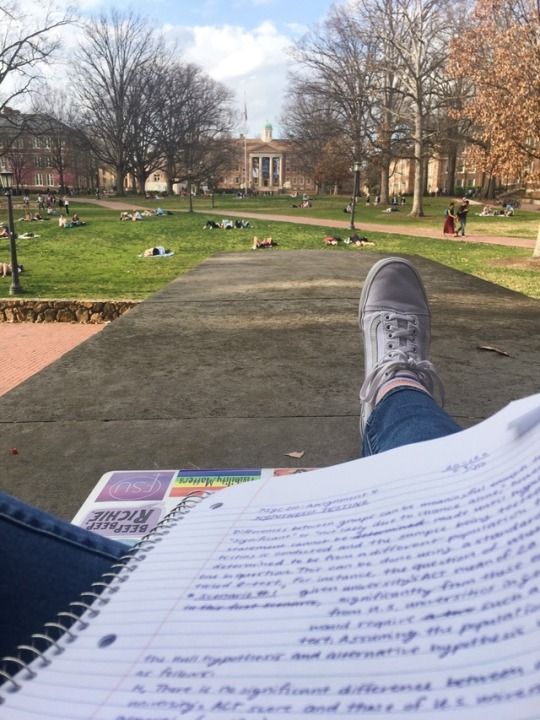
[
  {"left": 219, "top": 124, "right": 316, "bottom": 195},
  {"left": 0, "top": 108, "right": 95, "bottom": 193}
]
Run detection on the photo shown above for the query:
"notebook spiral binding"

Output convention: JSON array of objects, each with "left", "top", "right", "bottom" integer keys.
[{"left": 0, "top": 491, "right": 209, "bottom": 698}]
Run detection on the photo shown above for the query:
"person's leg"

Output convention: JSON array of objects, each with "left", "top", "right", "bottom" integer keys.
[
  {"left": 363, "top": 387, "right": 461, "bottom": 455},
  {"left": 0, "top": 492, "right": 127, "bottom": 659},
  {"left": 359, "top": 256, "right": 461, "bottom": 456}
]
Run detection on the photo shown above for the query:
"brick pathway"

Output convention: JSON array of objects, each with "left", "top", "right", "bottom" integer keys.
[{"left": 0, "top": 323, "right": 103, "bottom": 397}]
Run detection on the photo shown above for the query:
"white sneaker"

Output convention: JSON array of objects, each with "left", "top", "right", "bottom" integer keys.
[{"left": 359, "top": 257, "right": 444, "bottom": 436}]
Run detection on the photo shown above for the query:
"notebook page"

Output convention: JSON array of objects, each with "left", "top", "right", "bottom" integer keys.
[{"left": 2, "top": 395, "right": 540, "bottom": 720}]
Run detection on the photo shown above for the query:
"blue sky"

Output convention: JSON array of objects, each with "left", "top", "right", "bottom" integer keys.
[
  {"left": 141, "top": 0, "right": 333, "bottom": 32},
  {"left": 77, "top": 0, "right": 336, "bottom": 138}
]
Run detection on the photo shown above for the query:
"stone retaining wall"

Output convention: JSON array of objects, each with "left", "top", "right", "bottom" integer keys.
[{"left": 0, "top": 300, "right": 137, "bottom": 323}]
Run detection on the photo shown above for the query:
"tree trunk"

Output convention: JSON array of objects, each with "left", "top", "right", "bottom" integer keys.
[
  {"left": 379, "top": 161, "right": 390, "bottom": 205},
  {"left": 115, "top": 163, "right": 126, "bottom": 195},
  {"left": 137, "top": 171, "right": 146, "bottom": 195},
  {"left": 409, "top": 110, "right": 424, "bottom": 217},
  {"left": 166, "top": 158, "right": 175, "bottom": 194},
  {"left": 445, "top": 145, "right": 457, "bottom": 196},
  {"left": 480, "top": 173, "right": 496, "bottom": 199},
  {"left": 422, "top": 153, "right": 429, "bottom": 195},
  {"left": 533, "top": 222, "right": 540, "bottom": 258}
]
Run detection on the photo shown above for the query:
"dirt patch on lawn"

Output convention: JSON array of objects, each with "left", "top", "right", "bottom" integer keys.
[{"left": 490, "top": 257, "right": 540, "bottom": 271}]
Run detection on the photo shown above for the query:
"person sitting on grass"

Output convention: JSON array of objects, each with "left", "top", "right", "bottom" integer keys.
[
  {"left": 204, "top": 220, "right": 220, "bottom": 229},
  {"left": 478, "top": 205, "right": 495, "bottom": 216},
  {"left": 252, "top": 236, "right": 277, "bottom": 249},
  {"left": 59, "top": 213, "right": 86, "bottom": 229},
  {"left": 0, "top": 262, "right": 24, "bottom": 277},
  {"left": 21, "top": 211, "right": 42, "bottom": 222},
  {"left": 69, "top": 214, "right": 86, "bottom": 227},
  {"left": 0, "top": 225, "right": 8, "bottom": 238},
  {"left": 143, "top": 246, "right": 172, "bottom": 257},
  {"left": 344, "top": 234, "right": 375, "bottom": 247}
]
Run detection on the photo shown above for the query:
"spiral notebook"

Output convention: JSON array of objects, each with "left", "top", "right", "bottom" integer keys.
[{"left": 1, "top": 394, "right": 540, "bottom": 719}]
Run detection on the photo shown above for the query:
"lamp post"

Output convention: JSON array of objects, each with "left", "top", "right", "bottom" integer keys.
[
  {"left": 187, "top": 168, "right": 193, "bottom": 213},
  {"left": 349, "top": 160, "right": 361, "bottom": 231},
  {"left": 0, "top": 170, "right": 23, "bottom": 295}
]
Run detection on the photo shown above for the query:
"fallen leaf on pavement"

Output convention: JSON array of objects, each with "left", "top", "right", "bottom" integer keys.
[
  {"left": 478, "top": 345, "right": 511, "bottom": 357},
  {"left": 285, "top": 451, "right": 305, "bottom": 459}
]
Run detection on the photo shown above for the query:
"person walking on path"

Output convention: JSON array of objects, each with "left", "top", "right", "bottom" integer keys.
[
  {"left": 456, "top": 198, "right": 470, "bottom": 237},
  {"left": 443, "top": 201, "right": 458, "bottom": 237}
]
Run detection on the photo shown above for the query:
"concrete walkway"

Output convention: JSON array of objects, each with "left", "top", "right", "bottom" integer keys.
[
  {"left": 0, "top": 251, "right": 538, "bottom": 520},
  {"left": 78, "top": 197, "right": 537, "bottom": 249}
]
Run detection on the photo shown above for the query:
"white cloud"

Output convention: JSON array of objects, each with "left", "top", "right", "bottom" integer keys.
[
  {"left": 166, "top": 20, "right": 294, "bottom": 137},
  {"left": 179, "top": 21, "right": 290, "bottom": 81}
]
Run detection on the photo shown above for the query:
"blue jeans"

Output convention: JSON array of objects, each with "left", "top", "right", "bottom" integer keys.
[
  {"left": 363, "top": 387, "right": 462, "bottom": 456},
  {"left": 0, "top": 492, "right": 126, "bottom": 659}
]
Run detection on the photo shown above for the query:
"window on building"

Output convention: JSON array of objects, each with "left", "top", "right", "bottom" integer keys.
[
  {"left": 47, "top": 174, "right": 54, "bottom": 186},
  {"left": 299, "top": 177, "right": 304, "bottom": 185},
  {"left": 153, "top": 173, "right": 161, "bottom": 182},
  {"left": 35, "top": 173, "right": 43, "bottom": 186}
]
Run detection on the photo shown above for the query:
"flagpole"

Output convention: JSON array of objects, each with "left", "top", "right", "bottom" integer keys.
[{"left": 243, "top": 95, "right": 248, "bottom": 196}]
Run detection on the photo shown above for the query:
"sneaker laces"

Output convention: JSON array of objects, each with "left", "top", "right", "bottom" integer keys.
[{"left": 360, "top": 313, "right": 445, "bottom": 406}]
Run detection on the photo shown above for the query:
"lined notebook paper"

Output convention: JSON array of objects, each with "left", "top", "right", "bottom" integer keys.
[{"left": 1, "top": 394, "right": 540, "bottom": 719}]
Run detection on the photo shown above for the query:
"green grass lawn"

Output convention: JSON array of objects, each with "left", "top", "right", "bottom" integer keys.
[
  {"left": 0, "top": 200, "right": 538, "bottom": 301},
  {"left": 134, "top": 192, "right": 540, "bottom": 240}
]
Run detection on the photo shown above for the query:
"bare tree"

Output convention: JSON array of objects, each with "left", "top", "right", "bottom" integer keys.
[
  {"left": 74, "top": 10, "right": 161, "bottom": 195},
  {"left": 4, "top": 139, "right": 31, "bottom": 190},
  {"left": 125, "top": 64, "right": 167, "bottom": 194},
  {"left": 281, "top": 90, "right": 345, "bottom": 194},
  {"left": 0, "top": 1, "right": 73, "bottom": 113},
  {"left": 287, "top": 7, "right": 374, "bottom": 193},
  {"left": 30, "top": 89, "right": 92, "bottom": 191},
  {"left": 153, "top": 62, "right": 235, "bottom": 194},
  {"left": 360, "top": 0, "right": 460, "bottom": 215}
]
